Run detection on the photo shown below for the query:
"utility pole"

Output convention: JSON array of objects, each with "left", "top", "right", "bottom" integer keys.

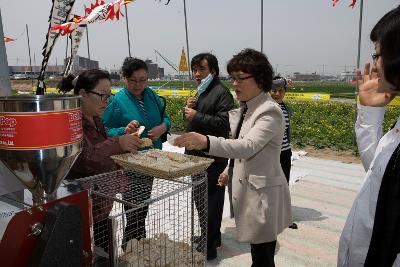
[
  {"left": 0, "top": 8, "right": 11, "bottom": 96},
  {"left": 124, "top": 4, "right": 132, "bottom": 57},
  {"left": 83, "top": 5, "right": 91, "bottom": 60},
  {"left": 26, "top": 24, "right": 33, "bottom": 77},
  {"left": 353, "top": 0, "right": 364, "bottom": 146},
  {"left": 183, "top": 0, "right": 191, "bottom": 79},
  {"left": 86, "top": 25, "right": 91, "bottom": 59},
  {"left": 317, "top": 64, "right": 327, "bottom": 77},
  {"left": 261, "top": 0, "right": 263, "bottom": 53}
]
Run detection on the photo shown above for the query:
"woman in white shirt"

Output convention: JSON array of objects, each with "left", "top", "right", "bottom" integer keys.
[{"left": 338, "top": 5, "right": 400, "bottom": 267}]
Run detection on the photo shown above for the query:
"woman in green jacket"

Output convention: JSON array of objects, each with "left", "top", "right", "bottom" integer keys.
[
  {"left": 103, "top": 58, "right": 171, "bottom": 149},
  {"left": 102, "top": 57, "right": 171, "bottom": 249}
]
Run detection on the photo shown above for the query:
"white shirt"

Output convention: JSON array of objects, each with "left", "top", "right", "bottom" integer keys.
[{"left": 338, "top": 104, "right": 400, "bottom": 266}]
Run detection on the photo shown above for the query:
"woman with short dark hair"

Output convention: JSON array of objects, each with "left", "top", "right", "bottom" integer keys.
[
  {"left": 103, "top": 57, "right": 171, "bottom": 146},
  {"left": 58, "top": 69, "right": 141, "bottom": 179},
  {"left": 175, "top": 48, "right": 291, "bottom": 266},
  {"left": 102, "top": 57, "right": 171, "bottom": 249},
  {"left": 338, "top": 5, "right": 400, "bottom": 266}
]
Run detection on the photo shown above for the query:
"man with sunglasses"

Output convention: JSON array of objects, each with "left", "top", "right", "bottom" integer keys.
[{"left": 184, "top": 53, "right": 234, "bottom": 260}]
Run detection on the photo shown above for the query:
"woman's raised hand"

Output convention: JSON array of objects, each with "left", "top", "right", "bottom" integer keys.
[{"left": 358, "top": 63, "right": 396, "bottom": 107}]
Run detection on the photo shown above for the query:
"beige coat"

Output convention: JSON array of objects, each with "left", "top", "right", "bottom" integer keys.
[{"left": 208, "top": 92, "right": 291, "bottom": 243}]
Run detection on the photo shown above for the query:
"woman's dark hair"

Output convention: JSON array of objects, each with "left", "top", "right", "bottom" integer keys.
[
  {"left": 58, "top": 69, "right": 111, "bottom": 94},
  {"left": 272, "top": 75, "right": 288, "bottom": 90},
  {"left": 191, "top": 53, "right": 220, "bottom": 77},
  {"left": 121, "top": 57, "right": 148, "bottom": 78},
  {"left": 370, "top": 5, "right": 400, "bottom": 90},
  {"left": 227, "top": 48, "right": 273, "bottom": 92}
]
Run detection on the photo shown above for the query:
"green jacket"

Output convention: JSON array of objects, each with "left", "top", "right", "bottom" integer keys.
[{"left": 102, "top": 87, "right": 171, "bottom": 149}]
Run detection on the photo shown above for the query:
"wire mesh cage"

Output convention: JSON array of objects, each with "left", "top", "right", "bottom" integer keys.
[{"left": 76, "top": 169, "right": 207, "bottom": 267}]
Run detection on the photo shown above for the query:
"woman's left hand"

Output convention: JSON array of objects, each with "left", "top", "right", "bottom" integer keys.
[
  {"left": 174, "top": 132, "right": 207, "bottom": 150},
  {"left": 218, "top": 173, "right": 229, "bottom": 187},
  {"left": 148, "top": 124, "right": 167, "bottom": 141}
]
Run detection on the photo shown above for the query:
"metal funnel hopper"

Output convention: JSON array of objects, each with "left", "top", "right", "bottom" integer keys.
[{"left": 0, "top": 95, "right": 83, "bottom": 205}]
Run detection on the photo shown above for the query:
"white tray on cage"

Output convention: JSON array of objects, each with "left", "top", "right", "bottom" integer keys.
[{"left": 111, "top": 149, "right": 214, "bottom": 179}]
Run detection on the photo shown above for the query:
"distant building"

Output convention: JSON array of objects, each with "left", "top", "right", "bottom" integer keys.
[
  {"left": 109, "top": 69, "right": 121, "bottom": 80},
  {"left": 9, "top": 65, "right": 64, "bottom": 76},
  {"left": 292, "top": 72, "right": 321, "bottom": 81},
  {"left": 339, "top": 71, "right": 356, "bottom": 83},
  {"left": 320, "top": 75, "right": 338, "bottom": 81},
  {"left": 158, "top": 67, "right": 164, "bottom": 79},
  {"left": 145, "top": 59, "right": 164, "bottom": 79},
  {"left": 9, "top": 55, "right": 99, "bottom": 77},
  {"left": 64, "top": 55, "right": 99, "bottom": 74}
]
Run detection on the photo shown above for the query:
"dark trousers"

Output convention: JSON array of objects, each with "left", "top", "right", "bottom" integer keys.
[
  {"left": 280, "top": 149, "right": 292, "bottom": 184},
  {"left": 122, "top": 175, "right": 154, "bottom": 246},
  {"left": 250, "top": 241, "right": 277, "bottom": 267},
  {"left": 194, "top": 161, "right": 227, "bottom": 251}
]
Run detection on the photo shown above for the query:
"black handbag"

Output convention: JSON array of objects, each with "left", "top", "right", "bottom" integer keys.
[{"left": 151, "top": 91, "right": 170, "bottom": 143}]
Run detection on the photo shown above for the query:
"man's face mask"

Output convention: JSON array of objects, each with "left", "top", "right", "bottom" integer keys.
[{"left": 197, "top": 73, "right": 214, "bottom": 96}]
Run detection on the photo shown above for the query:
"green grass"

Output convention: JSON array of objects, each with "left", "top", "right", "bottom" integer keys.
[{"left": 290, "top": 82, "right": 356, "bottom": 99}]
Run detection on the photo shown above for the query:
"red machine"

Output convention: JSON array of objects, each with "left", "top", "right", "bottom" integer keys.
[
  {"left": 0, "top": 95, "right": 93, "bottom": 266},
  {"left": 0, "top": 190, "right": 92, "bottom": 266}
]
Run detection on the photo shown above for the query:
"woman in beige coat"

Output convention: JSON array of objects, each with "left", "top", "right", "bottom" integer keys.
[{"left": 175, "top": 48, "right": 291, "bottom": 267}]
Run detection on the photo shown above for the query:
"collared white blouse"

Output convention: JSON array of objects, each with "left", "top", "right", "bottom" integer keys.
[{"left": 338, "top": 104, "right": 400, "bottom": 266}]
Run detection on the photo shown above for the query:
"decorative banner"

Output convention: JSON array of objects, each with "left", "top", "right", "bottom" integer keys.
[
  {"left": 0, "top": 109, "right": 83, "bottom": 150},
  {"left": 284, "top": 93, "right": 331, "bottom": 101},
  {"left": 50, "top": 0, "right": 134, "bottom": 36},
  {"left": 64, "top": 25, "right": 86, "bottom": 76},
  {"left": 37, "top": 0, "right": 76, "bottom": 86},
  {"left": 154, "top": 88, "right": 194, "bottom": 97},
  {"left": 179, "top": 47, "right": 188, "bottom": 73},
  {"left": 3, "top": 37, "right": 14, "bottom": 43},
  {"left": 332, "top": 0, "right": 357, "bottom": 8},
  {"left": 32, "top": 87, "right": 195, "bottom": 96}
]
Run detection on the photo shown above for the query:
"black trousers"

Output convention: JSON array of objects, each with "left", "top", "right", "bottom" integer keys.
[
  {"left": 122, "top": 175, "right": 154, "bottom": 246},
  {"left": 194, "top": 161, "right": 227, "bottom": 251},
  {"left": 280, "top": 149, "right": 292, "bottom": 184},
  {"left": 250, "top": 241, "right": 277, "bottom": 267}
]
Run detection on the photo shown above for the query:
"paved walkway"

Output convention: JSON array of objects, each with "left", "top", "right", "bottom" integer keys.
[{"left": 207, "top": 156, "right": 365, "bottom": 267}]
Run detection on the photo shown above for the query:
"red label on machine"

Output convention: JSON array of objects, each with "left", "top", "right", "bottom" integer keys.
[{"left": 0, "top": 109, "right": 83, "bottom": 150}]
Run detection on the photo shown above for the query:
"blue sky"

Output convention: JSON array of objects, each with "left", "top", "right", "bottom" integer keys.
[{"left": 1, "top": 0, "right": 399, "bottom": 75}]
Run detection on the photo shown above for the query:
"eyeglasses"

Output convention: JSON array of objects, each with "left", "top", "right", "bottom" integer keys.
[
  {"left": 87, "top": 91, "right": 113, "bottom": 102},
  {"left": 127, "top": 78, "right": 148, "bottom": 84},
  {"left": 229, "top": 75, "right": 253, "bottom": 83},
  {"left": 372, "top": 53, "right": 381, "bottom": 61}
]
